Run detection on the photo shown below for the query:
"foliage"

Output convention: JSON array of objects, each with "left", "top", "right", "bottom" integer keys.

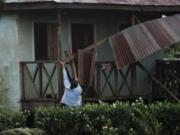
[
  {"left": 0, "top": 108, "right": 29, "bottom": 131},
  {"left": 1, "top": 98, "right": 180, "bottom": 135},
  {"left": 155, "top": 102, "right": 180, "bottom": 135},
  {"left": 0, "top": 128, "right": 46, "bottom": 135},
  {"left": 164, "top": 43, "right": 180, "bottom": 58},
  {"left": 34, "top": 98, "right": 180, "bottom": 135}
]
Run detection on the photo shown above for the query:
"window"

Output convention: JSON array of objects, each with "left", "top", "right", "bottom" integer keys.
[{"left": 34, "top": 23, "right": 58, "bottom": 60}]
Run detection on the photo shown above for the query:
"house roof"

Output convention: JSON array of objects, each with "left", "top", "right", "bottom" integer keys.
[
  {"left": 5, "top": 0, "right": 180, "bottom": 6},
  {"left": 4, "top": 0, "right": 180, "bottom": 11}
]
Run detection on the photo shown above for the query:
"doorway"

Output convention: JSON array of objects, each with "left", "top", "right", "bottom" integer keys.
[{"left": 71, "top": 24, "right": 94, "bottom": 54}]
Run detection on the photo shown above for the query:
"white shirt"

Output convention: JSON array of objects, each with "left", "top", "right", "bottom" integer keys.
[{"left": 61, "top": 66, "right": 83, "bottom": 107}]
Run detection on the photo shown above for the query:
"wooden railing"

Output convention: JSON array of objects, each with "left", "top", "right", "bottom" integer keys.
[
  {"left": 91, "top": 61, "right": 138, "bottom": 101},
  {"left": 20, "top": 61, "right": 141, "bottom": 103},
  {"left": 20, "top": 61, "right": 62, "bottom": 102}
]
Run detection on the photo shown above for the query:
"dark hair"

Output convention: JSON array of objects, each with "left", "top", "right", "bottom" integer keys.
[{"left": 70, "top": 78, "right": 78, "bottom": 89}]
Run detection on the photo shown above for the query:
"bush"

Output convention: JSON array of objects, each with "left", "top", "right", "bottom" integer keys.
[
  {"left": 34, "top": 99, "right": 180, "bottom": 135},
  {"left": 0, "top": 108, "right": 29, "bottom": 131},
  {"left": 0, "top": 128, "right": 45, "bottom": 135},
  {"left": 1, "top": 99, "right": 180, "bottom": 135},
  {"left": 155, "top": 102, "right": 180, "bottom": 135}
]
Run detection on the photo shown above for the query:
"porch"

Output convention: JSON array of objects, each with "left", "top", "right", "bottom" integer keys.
[
  {"left": 20, "top": 61, "right": 145, "bottom": 109},
  {"left": 20, "top": 59, "right": 180, "bottom": 110}
]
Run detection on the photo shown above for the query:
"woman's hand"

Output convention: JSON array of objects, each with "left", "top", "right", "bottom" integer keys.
[{"left": 59, "top": 61, "right": 65, "bottom": 66}]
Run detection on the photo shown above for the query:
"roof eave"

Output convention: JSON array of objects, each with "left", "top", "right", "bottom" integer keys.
[{"left": 3, "top": 2, "right": 180, "bottom": 12}]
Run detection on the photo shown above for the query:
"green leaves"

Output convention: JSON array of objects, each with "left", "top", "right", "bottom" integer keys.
[
  {"left": 0, "top": 128, "right": 46, "bottom": 135},
  {"left": 0, "top": 109, "right": 28, "bottom": 132},
  {"left": 1, "top": 99, "right": 180, "bottom": 135},
  {"left": 34, "top": 101, "right": 180, "bottom": 135}
]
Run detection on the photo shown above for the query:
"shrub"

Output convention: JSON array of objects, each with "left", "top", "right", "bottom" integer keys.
[
  {"left": 155, "top": 102, "right": 180, "bottom": 135},
  {"left": 34, "top": 100, "right": 180, "bottom": 135},
  {"left": 33, "top": 99, "right": 154, "bottom": 135},
  {"left": 0, "top": 108, "right": 29, "bottom": 131},
  {"left": 1, "top": 99, "right": 180, "bottom": 135},
  {"left": 0, "top": 128, "right": 45, "bottom": 135}
]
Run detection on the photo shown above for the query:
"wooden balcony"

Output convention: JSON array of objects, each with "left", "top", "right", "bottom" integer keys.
[{"left": 20, "top": 61, "right": 150, "bottom": 109}]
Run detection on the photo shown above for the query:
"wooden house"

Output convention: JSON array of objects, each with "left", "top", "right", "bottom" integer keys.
[{"left": 0, "top": 0, "right": 180, "bottom": 109}]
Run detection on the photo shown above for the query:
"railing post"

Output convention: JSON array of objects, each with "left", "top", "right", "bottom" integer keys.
[
  {"left": 38, "top": 63, "right": 43, "bottom": 98},
  {"left": 20, "top": 62, "right": 25, "bottom": 101},
  {"left": 57, "top": 11, "right": 63, "bottom": 100},
  {"left": 131, "top": 64, "right": 137, "bottom": 96},
  {"left": 114, "top": 64, "right": 118, "bottom": 98},
  {"left": 96, "top": 63, "right": 101, "bottom": 98}
]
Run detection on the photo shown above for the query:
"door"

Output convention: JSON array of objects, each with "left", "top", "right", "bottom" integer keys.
[
  {"left": 71, "top": 24, "right": 95, "bottom": 97},
  {"left": 71, "top": 24, "right": 94, "bottom": 54}
]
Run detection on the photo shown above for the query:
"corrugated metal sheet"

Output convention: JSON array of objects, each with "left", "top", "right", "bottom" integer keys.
[
  {"left": 6, "top": 0, "right": 180, "bottom": 6},
  {"left": 78, "top": 49, "right": 95, "bottom": 87},
  {"left": 109, "top": 14, "right": 180, "bottom": 70}
]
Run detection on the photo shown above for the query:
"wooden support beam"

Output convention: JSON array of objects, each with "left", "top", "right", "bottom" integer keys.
[
  {"left": 114, "top": 67, "right": 118, "bottom": 97},
  {"left": 38, "top": 63, "right": 43, "bottom": 98},
  {"left": 62, "top": 36, "right": 107, "bottom": 64},
  {"left": 64, "top": 50, "right": 73, "bottom": 77},
  {"left": 130, "top": 12, "right": 138, "bottom": 97},
  {"left": 130, "top": 64, "right": 137, "bottom": 96},
  {"left": 82, "top": 38, "right": 108, "bottom": 52},
  {"left": 88, "top": 51, "right": 96, "bottom": 88},
  {"left": 147, "top": 76, "right": 152, "bottom": 103},
  {"left": 63, "top": 53, "right": 77, "bottom": 63},
  {"left": 131, "top": 12, "right": 136, "bottom": 26},
  {"left": 96, "top": 64, "right": 101, "bottom": 98},
  {"left": 57, "top": 11, "right": 63, "bottom": 100},
  {"left": 68, "top": 48, "right": 78, "bottom": 79},
  {"left": 20, "top": 63, "right": 25, "bottom": 101},
  {"left": 137, "top": 62, "right": 180, "bottom": 102}
]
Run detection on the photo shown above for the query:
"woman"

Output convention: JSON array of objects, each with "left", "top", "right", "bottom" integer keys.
[{"left": 59, "top": 61, "right": 83, "bottom": 107}]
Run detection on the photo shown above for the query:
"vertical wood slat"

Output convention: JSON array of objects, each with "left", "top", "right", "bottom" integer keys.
[
  {"left": 38, "top": 63, "right": 43, "bottom": 98},
  {"left": 114, "top": 66, "right": 118, "bottom": 97},
  {"left": 68, "top": 48, "right": 78, "bottom": 80},
  {"left": 20, "top": 63, "right": 25, "bottom": 101},
  {"left": 147, "top": 76, "right": 152, "bottom": 102},
  {"left": 130, "top": 12, "right": 137, "bottom": 97},
  {"left": 131, "top": 64, "right": 137, "bottom": 96},
  {"left": 156, "top": 60, "right": 163, "bottom": 98},
  {"left": 78, "top": 49, "right": 83, "bottom": 85},
  {"left": 96, "top": 64, "right": 101, "bottom": 98},
  {"left": 57, "top": 12, "right": 63, "bottom": 100}
]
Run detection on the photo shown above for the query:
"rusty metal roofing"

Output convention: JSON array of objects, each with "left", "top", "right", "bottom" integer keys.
[
  {"left": 109, "top": 14, "right": 180, "bottom": 70},
  {"left": 5, "top": 0, "right": 180, "bottom": 6}
]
